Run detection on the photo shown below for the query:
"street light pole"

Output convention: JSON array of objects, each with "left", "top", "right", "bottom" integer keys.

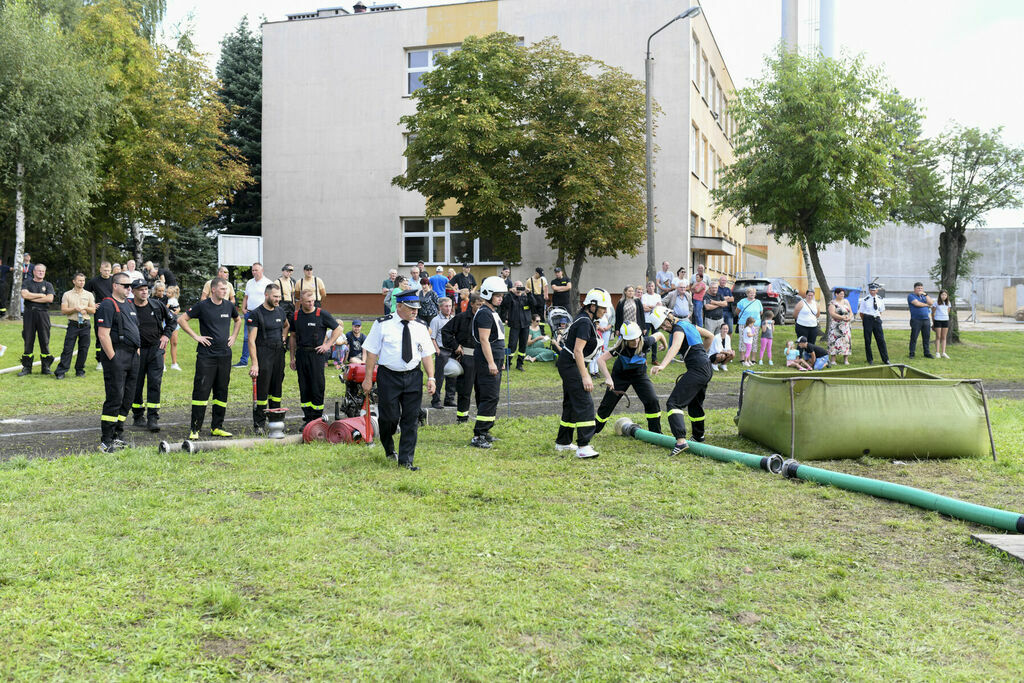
[{"left": 645, "top": 6, "right": 702, "bottom": 285}]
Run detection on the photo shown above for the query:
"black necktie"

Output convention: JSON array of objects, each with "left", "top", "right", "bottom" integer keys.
[
  {"left": 872, "top": 296, "right": 878, "bottom": 314},
  {"left": 401, "top": 320, "right": 412, "bottom": 363}
]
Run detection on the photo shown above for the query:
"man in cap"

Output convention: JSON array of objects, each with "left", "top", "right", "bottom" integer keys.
[
  {"left": 549, "top": 266, "right": 571, "bottom": 312},
  {"left": 859, "top": 282, "right": 889, "bottom": 365},
  {"left": 362, "top": 288, "right": 436, "bottom": 470},
  {"left": 95, "top": 272, "right": 141, "bottom": 451},
  {"left": 429, "top": 266, "right": 449, "bottom": 298},
  {"left": 295, "top": 264, "right": 327, "bottom": 307},
  {"left": 275, "top": 264, "right": 297, "bottom": 321},
  {"left": 289, "top": 288, "right": 344, "bottom": 425},
  {"left": 129, "top": 279, "right": 176, "bottom": 432}
]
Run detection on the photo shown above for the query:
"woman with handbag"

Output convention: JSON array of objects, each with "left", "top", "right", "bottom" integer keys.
[{"left": 793, "top": 289, "right": 821, "bottom": 346}]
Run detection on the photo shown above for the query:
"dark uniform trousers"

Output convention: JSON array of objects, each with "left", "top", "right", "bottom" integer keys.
[
  {"left": 909, "top": 317, "right": 931, "bottom": 357},
  {"left": 665, "top": 362, "right": 712, "bottom": 441},
  {"left": 455, "top": 351, "right": 476, "bottom": 421},
  {"left": 506, "top": 326, "right": 530, "bottom": 369},
  {"left": 254, "top": 344, "right": 286, "bottom": 428},
  {"left": 191, "top": 354, "right": 231, "bottom": 432},
  {"left": 101, "top": 344, "right": 140, "bottom": 443},
  {"left": 377, "top": 366, "right": 424, "bottom": 465},
  {"left": 131, "top": 345, "right": 165, "bottom": 419},
  {"left": 556, "top": 359, "right": 597, "bottom": 447},
  {"left": 56, "top": 321, "right": 90, "bottom": 376},
  {"left": 22, "top": 308, "right": 53, "bottom": 371},
  {"left": 862, "top": 315, "right": 889, "bottom": 364},
  {"left": 472, "top": 353, "right": 501, "bottom": 436},
  {"left": 594, "top": 364, "right": 662, "bottom": 435},
  {"left": 296, "top": 347, "right": 327, "bottom": 423}
]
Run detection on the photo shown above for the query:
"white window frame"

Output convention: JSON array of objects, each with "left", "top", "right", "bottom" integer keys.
[
  {"left": 405, "top": 45, "right": 459, "bottom": 96},
  {"left": 401, "top": 217, "right": 506, "bottom": 266},
  {"left": 692, "top": 34, "right": 701, "bottom": 90},
  {"left": 691, "top": 123, "right": 700, "bottom": 177}
]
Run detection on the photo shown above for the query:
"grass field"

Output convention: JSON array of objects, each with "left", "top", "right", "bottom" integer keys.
[{"left": 1, "top": 317, "right": 1022, "bottom": 418}]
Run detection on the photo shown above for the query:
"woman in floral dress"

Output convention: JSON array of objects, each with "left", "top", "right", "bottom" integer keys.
[{"left": 827, "top": 287, "right": 853, "bottom": 365}]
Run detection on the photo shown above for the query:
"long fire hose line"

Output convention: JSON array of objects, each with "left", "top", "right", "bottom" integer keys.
[{"left": 615, "top": 419, "right": 1024, "bottom": 534}]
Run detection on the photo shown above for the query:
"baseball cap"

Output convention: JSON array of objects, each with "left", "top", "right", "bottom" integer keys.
[
  {"left": 303, "top": 264, "right": 313, "bottom": 271},
  {"left": 796, "top": 336, "right": 808, "bottom": 344},
  {"left": 436, "top": 266, "right": 444, "bottom": 273},
  {"left": 352, "top": 319, "right": 362, "bottom": 326},
  {"left": 130, "top": 279, "right": 148, "bottom": 290},
  {"left": 283, "top": 263, "right": 294, "bottom": 271},
  {"left": 554, "top": 266, "right": 563, "bottom": 273},
  {"left": 394, "top": 290, "right": 421, "bottom": 308}
]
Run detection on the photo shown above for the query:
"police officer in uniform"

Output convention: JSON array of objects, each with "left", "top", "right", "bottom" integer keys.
[
  {"left": 504, "top": 281, "right": 532, "bottom": 372},
  {"left": 859, "top": 282, "right": 889, "bottom": 365},
  {"left": 178, "top": 277, "right": 242, "bottom": 439},
  {"left": 129, "top": 280, "right": 176, "bottom": 432},
  {"left": 593, "top": 321, "right": 662, "bottom": 435},
  {"left": 555, "top": 288, "right": 612, "bottom": 459},
  {"left": 650, "top": 305, "right": 715, "bottom": 455},
  {"left": 289, "top": 288, "right": 344, "bottom": 425},
  {"left": 470, "top": 276, "right": 508, "bottom": 449},
  {"left": 440, "top": 293, "right": 483, "bottom": 424},
  {"left": 362, "top": 289, "right": 436, "bottom": 470},
  {"left": 247, "top": 283, "right": 289, "bottom": 432},
  {"left": 95, "top": 272, "right": 141, "bottom": 452}
]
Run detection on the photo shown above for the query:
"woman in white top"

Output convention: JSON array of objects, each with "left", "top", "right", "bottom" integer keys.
[
  {"left": 931, "top": 289, "right": 952, "bottom": 359},
  {"left": 708, "top": 322, "right": 734, "bottom": 371},
  {"left": 793, "top": 289, "right": 821, "bottom": 346}
]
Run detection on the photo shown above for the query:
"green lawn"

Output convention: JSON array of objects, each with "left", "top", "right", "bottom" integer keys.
[
  {"left": 1, "top": 404, "right": 1023, "bottom": 678},
  {"left": 1, "top": 317, "right": 1022, "bottom": 418}
]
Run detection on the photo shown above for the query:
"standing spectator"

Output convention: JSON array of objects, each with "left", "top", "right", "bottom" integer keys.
[
  {"left": 389, "top": 275, "right": 407, "bottom": 314},
  {"left": 428, "top": 299, "right": 457, "bottom": 408},
  {"left": 907, "top": 282, "right": 935, "bottom": 359},
  {"left": 859, "top": 282, "right": 888, "bottom": 365},
  {"left": 827, "top": 288, "right": 853, "bottom": 365},
  {"left": 295, "top": 264, "right": 326, "bottom": 306},
  {"left": 703, "top": 280, "right": 727, "bottom": 331},
  {"left": 202, "top": 266, "right": 237, "bottom": 305},
  {"left": 445, "top": 268, "right": 458, "bottom": 301},
  {"left": 111, "top": 263, "right": 122, "bottom": 275},
  {"left": 691, "top": 273, "right": 707, "bottom": 326},
  {"left": 691, "top": 264, "right": 707, "bottom": 286},
  {"left": 614, "top": 285, "right": 643, "bottom": 332},
  {"left": 408, "top": 266, "right": 422, "bottom": 293},
  {"left": 675, "top": 266, "right": 688, "bottom": 284},
  {"left": 21, "top": 252, "right": 32, "bottom": 284},
  {"left": 275, "top": 264, "right": 297, "bottom": 319},
  {"left": 155, "top": 263, "right": 177, "bottom": 288},
  {"left": 165, "top": 285, "right": 182, "bottom": 371},
  {"left": 734, "top": 287, "right": 763, "bottom": 342},
  {"left": 640, "top": 281, "right": 661, "bottom": 363},
  {"left": 525, "top": 267, "right": 549, "bottom": 322},
  {"left": 382, "top": 268, "right": 397, "bottom": 315},
  {"left": 717, "top": 276, "right": 735, "bottom": 332},
  {"left": 758, "top": 310, "right": 776, "bottom": 365},
  {"left": 143, "top": 261, "right": 158, "bottom": 289},
  {"left": 55, "top": 272, "right": 96, "bottom": 379},
  {"left": 655, "top": 260, "right": 674, "bottom": 296},
  {"left": 661, "top": 279, "right": 691, "bottom": 321},
  {"left": 429, "top": 266, "right": 449, "bottom": 298},
  {"left": 235, "top": 262, "right": 273, "bottom": 368},
  {"left": 500, "top": 266, "right": 513, "bottom": 291},
  {"left": 19, "top": 264, "right": 56, "bottom": 376},
  {"left": 549, "top": 266, "right": 572, "bottom": 312},
  {"left": 0, "top": 257, "right": 11, "bottom": 316},
  {"left": 451, "top": 263, "right": 477, "bottom": 297},
  {"left": 122, "top": 259, "right": 144, "bottom": 299},
  {"left": 417, "top": 277, "right": 439, "bottom": 324},
  {"left": 932, "top": 289, "right": 952, "bottom": 359},
  {"left": 793, "top": 289, "right": 820, "bottom": 346},
  {"left": 504, "top": 281, "right": 532, "bottom": 371}
]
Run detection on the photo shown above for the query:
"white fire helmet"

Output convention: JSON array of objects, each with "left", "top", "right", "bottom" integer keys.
[
  {"left": 479, "top": 276, "right": 508, "bottom": 301},
  {"left": 583, "top": 287, "right": 613, "bottom": 310},
  {"left": 649, "top": 305, "right": 671, "bottom": 330},
  {"left": 619, "top": 321, "right": 643, "bottom": 341}
]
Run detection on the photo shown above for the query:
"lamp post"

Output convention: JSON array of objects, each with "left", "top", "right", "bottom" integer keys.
[{"left": 645, "top": 6, "right": 701, "bottom": 285}]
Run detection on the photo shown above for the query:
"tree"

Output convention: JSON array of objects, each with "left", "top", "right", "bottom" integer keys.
[
  {"left": 905, "top": 125, "right": 1024, "bottom": 342},
  {"left": 394, "top": 33, "right": 648, "bottom": 302},
  {"left": 0, "top": 1, "right": 107, "bottom": 319},
  {"left": 208, "top": 17, "right": 262, "bottom": 236},
  {"left": 713, "top": 49, "right": 922, "bottom": 305}
]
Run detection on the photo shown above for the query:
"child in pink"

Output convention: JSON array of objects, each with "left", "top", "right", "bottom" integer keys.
[
  {"left": 741, "top": 317, "right": 756, "bottom": 366},
  {"left": 758, "top": 310, "right": 775, "bottom": 365}
]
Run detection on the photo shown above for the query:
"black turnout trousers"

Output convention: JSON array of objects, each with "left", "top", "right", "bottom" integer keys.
[
  {"left": 595, "top": 363, "right": 662, "bottom": 434},
  {"left": 191, "top": 354, "right": 231, "bottom": 432},
  {"left": 22, "top": 308, "right": 52, "bottom": 366},
  {"left": 253, "top": 345, "right": 286, "bottom": 428},
  {"left": 100, "top": 344, "right": 140, "bottom": 443},
  {"left": 473, "top": 353, "right": 501, "bottom": 436},
  {"left": 665, "top": 361, "right": 712, "bottom": 441},
  {"left": 296, "top": 347, "right": 327, "bottom": 423},
  {"left": 56, "top": 321, "right": 90, "bottom": 375},
  {"left": 862, "top": 315, "right": 889, "bottom": 364},
  {"left": 377, "top": 365, "right": 424, "bottom": 465},
  {"left": 455, "top": 352, "right": 476, "bottom": 420},
  {"left": 506, "top": 326, "right": 529, "bottom": 368},
  {"left": 556, "top": 359, "right": 596, "bottom": 447},
  {"left": 132, "top": 344, "right": 165, "bottom": 418}
]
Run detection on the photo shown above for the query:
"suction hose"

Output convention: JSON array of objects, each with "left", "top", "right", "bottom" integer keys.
[{"left": 615, "top": 418, "right": 1024, "bottom": 534}]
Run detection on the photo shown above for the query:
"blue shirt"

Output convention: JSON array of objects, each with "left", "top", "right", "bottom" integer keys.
[
  {"left": 735, "top": 297, "right": 763, "bottom": 329},
  {"left": 718, "top": 286, "right": 733, "bottom": 315},
  {"left": 428, "top": 274, "right": 448, "bottom": 298},
  {"left": 908, "top": 293, "right": 931, "bottom": 320}
]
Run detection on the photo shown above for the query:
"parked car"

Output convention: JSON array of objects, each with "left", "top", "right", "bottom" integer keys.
[{"left": 731, "top": 278, "right": 802, "bottom": 323}]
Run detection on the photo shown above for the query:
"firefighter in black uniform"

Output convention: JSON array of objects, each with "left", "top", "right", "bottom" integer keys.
[
  {"left": 440, "top": 293, "right": 483, "bottom": 424},
  {"left": 593, "top": 321, "right": 663, "bottom": 435},
  {"left": 504, "top": 280, "right": 532, "bottom": 372},
  {"left": 178, "top": 277, "right": 242, "bottom": 439},
  {"left": 555, "top": 288, "right": 612, "bottom": 459},
  {"left": 95, "top": 273, "right": 141, "bottom": 452},
  {"left": 247, "top": 283, "right": 289, "bottom": 432},
  {"left": 650, "top": 305, "right": 715, "bottom": 455},
  {"left": 362, "top": 289, "right": 437, "bottom": 470},
  {"left": 469, "top": 276, "right": 508, "bottom": 449},
  {"left": 19, "top": 263, "right": 56, "bottom": 376},
  {"left": 289, "top": 288, "right": 344, "bottom": 425},
  {"left": 129, "top": 280, "right": 176, "bottom": 432}
]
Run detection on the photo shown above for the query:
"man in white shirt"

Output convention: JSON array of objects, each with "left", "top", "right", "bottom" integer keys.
[
  {"left": 122, "top": 259, "right": 144, "bottom": 300},
  {"left": 235, "top": 262, "right": 274, "bottom": 367},
  {"left": 859, "top": 282, "right": 889, "bottom": 365},
  {"left": 655, "top": 260, "right": 674, "bottom": 295}
]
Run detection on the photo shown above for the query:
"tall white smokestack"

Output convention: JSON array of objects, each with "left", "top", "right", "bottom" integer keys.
[
  {"left": 819, "top": 0, "right": 837, "bottom": 58},
  {"left": 782, "top": 0, "right": 799, "bottom": 53}
]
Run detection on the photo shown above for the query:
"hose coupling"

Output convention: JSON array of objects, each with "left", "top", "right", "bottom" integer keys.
[
  {"left": 761, "top": 454, "right": 784, "bottom": 475},
  {"left": 782, "top": 458, "right": 801, "bottom": 479}
]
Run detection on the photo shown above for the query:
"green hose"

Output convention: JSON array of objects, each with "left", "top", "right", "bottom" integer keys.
[{"left": 615, "top": 418, "right": 1024, "bottom": 534}]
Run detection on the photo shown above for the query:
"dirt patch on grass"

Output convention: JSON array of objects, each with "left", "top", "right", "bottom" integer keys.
[
  {"left": 202, "top": 636, "right": 251, "bottom": 660},
  {"left": 245, "top": 490, "right": 276, "bottom": 500}
]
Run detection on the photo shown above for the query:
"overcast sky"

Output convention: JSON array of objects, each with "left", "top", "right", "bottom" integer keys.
[{"left": 162, "top": 0, "right": 1024, "bottom": 227}]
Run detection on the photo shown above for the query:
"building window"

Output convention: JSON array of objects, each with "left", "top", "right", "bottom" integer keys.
[
  {"left": 709, "top": 146, "right": 716, "bottom": 190},
  {"left": 690, "top": 213, "right": 698, "bottom": 236},
  {"left": 702, "top": 53, "right": 709, "bottom": 100},
  {"left": 691, "top": 123, "right": 700, "bottom": 176},
  {"left": 402, "top": 217, "right": 510, "bottom": 265},
  {"left": 701, "top": 135, "right": 709, "bottom": 184},
  {"left": 406, "top": 46, "right": 459, "bottom": 95},
  {"left": 700, "top": 217, "right": 707, "bottom": 237},
  {"left": 692, "top": 34, "right": 701, "bottom": 89},
  {"left": 709, "top": 68, "right": 716, "bottom": 110}
]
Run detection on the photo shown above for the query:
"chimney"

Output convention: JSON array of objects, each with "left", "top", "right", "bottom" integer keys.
[{"left": 353, "top": 1, "right": 366, "bottom": 12}]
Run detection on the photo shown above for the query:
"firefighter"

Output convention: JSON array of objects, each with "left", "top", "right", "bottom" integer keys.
[
  {"left": 440, "top": 293, "right": 484, "bottom": 424},
  {"left": 469, "top": 276, "right": 508, "bottom": 449},
  {"left": 650, "top": 305, "right": 715, "bottom": 455},
  {"left": 19, "top": 263, "right": 56, "bottom": 376},
  {"left": 593, "top": 321, "right": 663, "bottom": 435},
  {"left": 555, "top": 288, "right": 612, "bottom": 459},
  {"left": 289, "top": 288, "right": 344, "bottom": 425},
  {"left": 247, "top": 283, "right": 289, "bottom": 432},
  {"left": 95, "top": 272, "right": 141, "bottom": 452},
  {"left": 129, "top": 279, "right": 176, "bottom": 432},
  {"left": 362, "top": 288, "right": 436, "bottom": 470},
  {"left": 504, "top": 280, "right": 532, "bottom": 371},
  {"left": 178, "top": 277, "right": 243, "bottom": 439}
]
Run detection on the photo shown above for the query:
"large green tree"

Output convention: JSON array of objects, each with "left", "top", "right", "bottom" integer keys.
[
  {"left": 394, "top": 33, "right": 647, "bottom": 301},
  {"left": 0, "top": 0, "right": 107, "bottom": 319},
  {"left": 713, "top": 49, "right": 922, "bottom": 304},
  {"left": 904, "top": 125, "right": 1024, "bottom": 342}
]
